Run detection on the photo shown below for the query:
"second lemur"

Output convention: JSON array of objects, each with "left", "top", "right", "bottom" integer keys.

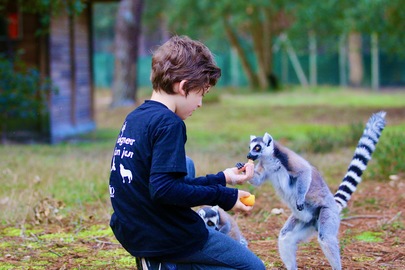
[
  {"left": 242, "top": 111, "right": 386, "bottom": 270},
  {"left": 197, "top": 205, "right": 248, "bottom": 247}
]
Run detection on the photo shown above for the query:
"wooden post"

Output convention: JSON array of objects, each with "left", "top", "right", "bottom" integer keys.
[
  {"left": 371, "top": 32, "right": 379, "bottom": 91},
  {"left": 280, "top": 34, "right": 308, "bottom": 87},
  {"left": 309, "top": 30, "right": 317, "bottom": 86},
  {"left": 339, "top": 34, "right": 348, "bottom": 87}
]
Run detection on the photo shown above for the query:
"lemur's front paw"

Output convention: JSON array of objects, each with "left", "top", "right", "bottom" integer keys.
[
  {"left": 235, "top": 162, "right": 245, "bottom": 170},
  {"left": 296, "top": 202, "right": 304, "bottom": 211}
]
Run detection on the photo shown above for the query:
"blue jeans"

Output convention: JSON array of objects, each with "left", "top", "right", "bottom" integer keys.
[
  {"left": 172, "top": 229, "right": 265, "bottom": 269},
  {"left": 185, "top": 156, "right": 196, "bottom": 181},
  {"left": 141, "top": 229, "right": 265, "bottom": 270}
]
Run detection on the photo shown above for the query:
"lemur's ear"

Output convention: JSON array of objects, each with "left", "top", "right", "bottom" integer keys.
[
  {"left": 263, "top": 132, "right": 273, "bottom": 146},
  {"left": 250, "top": 135, "right": 256, "bottom": 141},
  {"left": 197, "top": 208, "right": 205, "bottom": 218}
]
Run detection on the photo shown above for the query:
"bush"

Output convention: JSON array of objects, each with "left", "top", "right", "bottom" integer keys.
[
  {"left": 297, "top": 124, "right": 403, "bottom": 181},
  {"left": 366, "top": 131, "right": 405, "bottom": 180},
  {"left": 0, "top": 55, "right": 55, "bottom": 141},
  {"left": 297, "top": 122, "right": 365, "bottom": 154}
]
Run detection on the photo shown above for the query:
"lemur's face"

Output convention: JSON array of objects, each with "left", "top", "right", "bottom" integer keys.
[
  {"left": 197, "top": 206, "right": 220, "bottom": 231},
  {"left": 247, "top": 133, "right": 274, "bottom": 161}
]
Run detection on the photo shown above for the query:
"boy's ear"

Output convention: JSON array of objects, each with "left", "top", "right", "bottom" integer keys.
[{"left": 177, "top": 80, "right": 187, "bottom": 96}]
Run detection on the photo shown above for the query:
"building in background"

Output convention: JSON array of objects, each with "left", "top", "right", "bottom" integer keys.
[{"left": 0, "top": 1, "right": 114, "bottom": 143}]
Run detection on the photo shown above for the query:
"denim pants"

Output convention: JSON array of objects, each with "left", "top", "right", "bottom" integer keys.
[
  {"left": 172, "top": 229, "right": 265, "bottom": 270},
  {"left": 185, "top": 156, "right": 196, "bottom": 181},
  {"left": 140, "top": 229, "right": 265, "bottom": 270}
]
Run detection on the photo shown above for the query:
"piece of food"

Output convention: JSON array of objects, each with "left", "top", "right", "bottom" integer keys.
[
  {"left": 235, "top": 162, "right": 245, "bottom": 170},
  {"left": 240, "top": 194, "right": 255, "bottom": 206},
  {"left": 248, "top": 159, "right": 254, "bottom": 164}
]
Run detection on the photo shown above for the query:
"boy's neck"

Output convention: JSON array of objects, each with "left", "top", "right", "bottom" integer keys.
[{"left": 150, "top": 90, "right": 176, "bottom": 112}]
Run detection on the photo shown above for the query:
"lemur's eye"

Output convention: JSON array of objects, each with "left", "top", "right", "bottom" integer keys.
[
  {"left": 254, "top": 145, "right": 262, "bottom": 152},
  {"left": 207, "top": 221, "right": 215, "bottom": 227}
]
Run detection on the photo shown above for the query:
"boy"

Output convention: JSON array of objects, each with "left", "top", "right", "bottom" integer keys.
[{"left": 109, "top": 35, "right": 265, "bottom": 270}]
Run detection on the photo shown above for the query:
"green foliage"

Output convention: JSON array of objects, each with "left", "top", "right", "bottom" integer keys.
[
  {"left": 295, "top": 122, "right": 365, "bottom": 153},
  {"left": 92, "top": 2, "right": 119, "bottom": 52},
  {"left": 299, "top": 123, "right": 405, "bottom": 182},
  {"left": 367, "top": 131, "right": 405, "bottom": 179},
  {"left": 0, "top": 55, "right": 55, "bottom": 135},
  {"left": 289, "top": 0, "right": 405, "bottom": 54}
]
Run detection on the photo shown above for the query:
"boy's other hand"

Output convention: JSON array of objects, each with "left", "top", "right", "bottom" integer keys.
[
  {"left": 223, "top": 162, "right": 254, "bottom": 185},
  {"left": 231, "top": 190, "right": 253, "bottom": 213}
]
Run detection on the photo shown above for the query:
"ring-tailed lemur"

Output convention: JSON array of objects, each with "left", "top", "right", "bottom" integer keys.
[
  {"left": 243, "top": 111, "right": 386, "bottom": 270},
  {"left": 197, "top": 205, "right": 248, "bottom": 247}
]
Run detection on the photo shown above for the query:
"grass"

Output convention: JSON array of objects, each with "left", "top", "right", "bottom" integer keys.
[
  {"left": 1, "top": 87, "right": 405, "bottom": 225},
  {"left": 228, "top": 87, "right": 405, "bottom": 107},
  {"left": 0, "top": 86, "right": 404, "bottom": 268}
]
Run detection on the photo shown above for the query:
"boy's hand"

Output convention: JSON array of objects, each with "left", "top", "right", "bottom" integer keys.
[
  {"left": 223, "top": 162, "right": 254, "bottom": 185},
  {"left": 231, "top": 190, "right": 253, "bottom": 213}
]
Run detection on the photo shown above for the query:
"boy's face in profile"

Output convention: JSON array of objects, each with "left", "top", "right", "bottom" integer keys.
[{"left": 175, "top": 82, "right": 209, "bottom": 120}]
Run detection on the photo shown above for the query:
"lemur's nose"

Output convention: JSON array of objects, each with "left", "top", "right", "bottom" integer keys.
[{"left": 247, "top": 154, "right": 257, "bottom": 161}]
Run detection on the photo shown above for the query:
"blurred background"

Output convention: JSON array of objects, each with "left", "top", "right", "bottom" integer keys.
[
  {"left": 0, "top": 0, "right": 404, "bottom": 143},
  {"left": 1, "top": 2, "right": 404, "bottom": 268}
]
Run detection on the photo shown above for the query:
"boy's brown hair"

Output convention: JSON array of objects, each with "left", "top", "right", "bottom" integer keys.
[{"left": 151, "top": 35, "right": 221, "bottom": 95}]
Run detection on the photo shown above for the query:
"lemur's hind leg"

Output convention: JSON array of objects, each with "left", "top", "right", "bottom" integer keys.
[
  {"left": 278, "top": 215, "right": 316, "bottom": 270},
  {"left": 317, "top": 207, "right": 342, "bottom": 270}
]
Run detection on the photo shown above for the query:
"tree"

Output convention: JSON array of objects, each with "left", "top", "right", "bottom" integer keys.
[
  {"left": 110, "top": 0, "right": 144, "bottom": 107},
  {"left": 143, "top": 0, "right": 404, "bottom": 91},
  {"left": 290, "top": 0, "right": 405, "bottom": 90},
  {"left": 148, "top": 0, "right": 294, "bottom": 91}
]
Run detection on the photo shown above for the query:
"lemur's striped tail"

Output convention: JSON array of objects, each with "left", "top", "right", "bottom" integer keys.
[{"left": 334, "top": 111, "right": 386, "bottom": 212}]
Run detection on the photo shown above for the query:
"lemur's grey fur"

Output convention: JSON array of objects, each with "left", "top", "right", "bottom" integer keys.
[
  {"left": 245, "top": 111, "right": 386, "bottom": 270},
  {"left": 197, "top": 205, "right": 248, "bottom": 247}
]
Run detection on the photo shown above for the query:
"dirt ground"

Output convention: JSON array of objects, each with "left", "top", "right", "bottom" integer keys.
[
  {"left": 1, "top": 177, "right": 402, "bottom": 269},
  {"left": 241, "top": 176, "right": 404, "bottom": 269}
]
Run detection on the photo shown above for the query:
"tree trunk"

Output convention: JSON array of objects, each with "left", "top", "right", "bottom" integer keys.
[
  {"left": 263, "top": 7, "right": 283, "bottom": 90},
  {"left": 223, "top": 17, "right": 259, "bottom": 89},
  {"left": 348, "top": 31, "right": 363, "bottom": 87},
  {"left": 111, "top": 0, "right": 144, "bottom": 108},
  {"left": 250, "top": 8, "right": 268, "bottom": 91}
]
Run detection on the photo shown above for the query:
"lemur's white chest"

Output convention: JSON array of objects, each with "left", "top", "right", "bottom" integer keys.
[
  {"left": 267, "top": 164, "right": 313, "bottom": 222},
  {"left": 268, "top": 166, "right": 295, "bottom": 204}
]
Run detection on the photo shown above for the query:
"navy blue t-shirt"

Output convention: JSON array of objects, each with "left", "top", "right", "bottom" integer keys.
[{"left": 109, "top": 100, "right": 238, "bottom": 259}]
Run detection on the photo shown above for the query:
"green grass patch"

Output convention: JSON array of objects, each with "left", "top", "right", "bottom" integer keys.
[
  {"left": 228, "top": 88, "right": 405, "bottom": 108},
  {"left": 38, "top": 232, "right": 75, "bottom": 243},
  {"left": 2, "top": 227, "right": 22, "bottom": 237},
  {"left": 354, "top": 231, "right": 384, "bottom": 243},
  {"left": 76, "top": 224, "right": 113, "bottom": 238}
]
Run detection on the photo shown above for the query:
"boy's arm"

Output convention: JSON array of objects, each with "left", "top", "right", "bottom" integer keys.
[
  {"left": 149, "top": 172, "right": 237, "bottom": 211},
  {"left": 183, "top": 172, "right": 227, "bottom": 186}
]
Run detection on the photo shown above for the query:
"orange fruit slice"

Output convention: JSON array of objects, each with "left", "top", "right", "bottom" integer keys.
[{"left": 240, "top": 194, "right": 255, "bottom": 206}]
